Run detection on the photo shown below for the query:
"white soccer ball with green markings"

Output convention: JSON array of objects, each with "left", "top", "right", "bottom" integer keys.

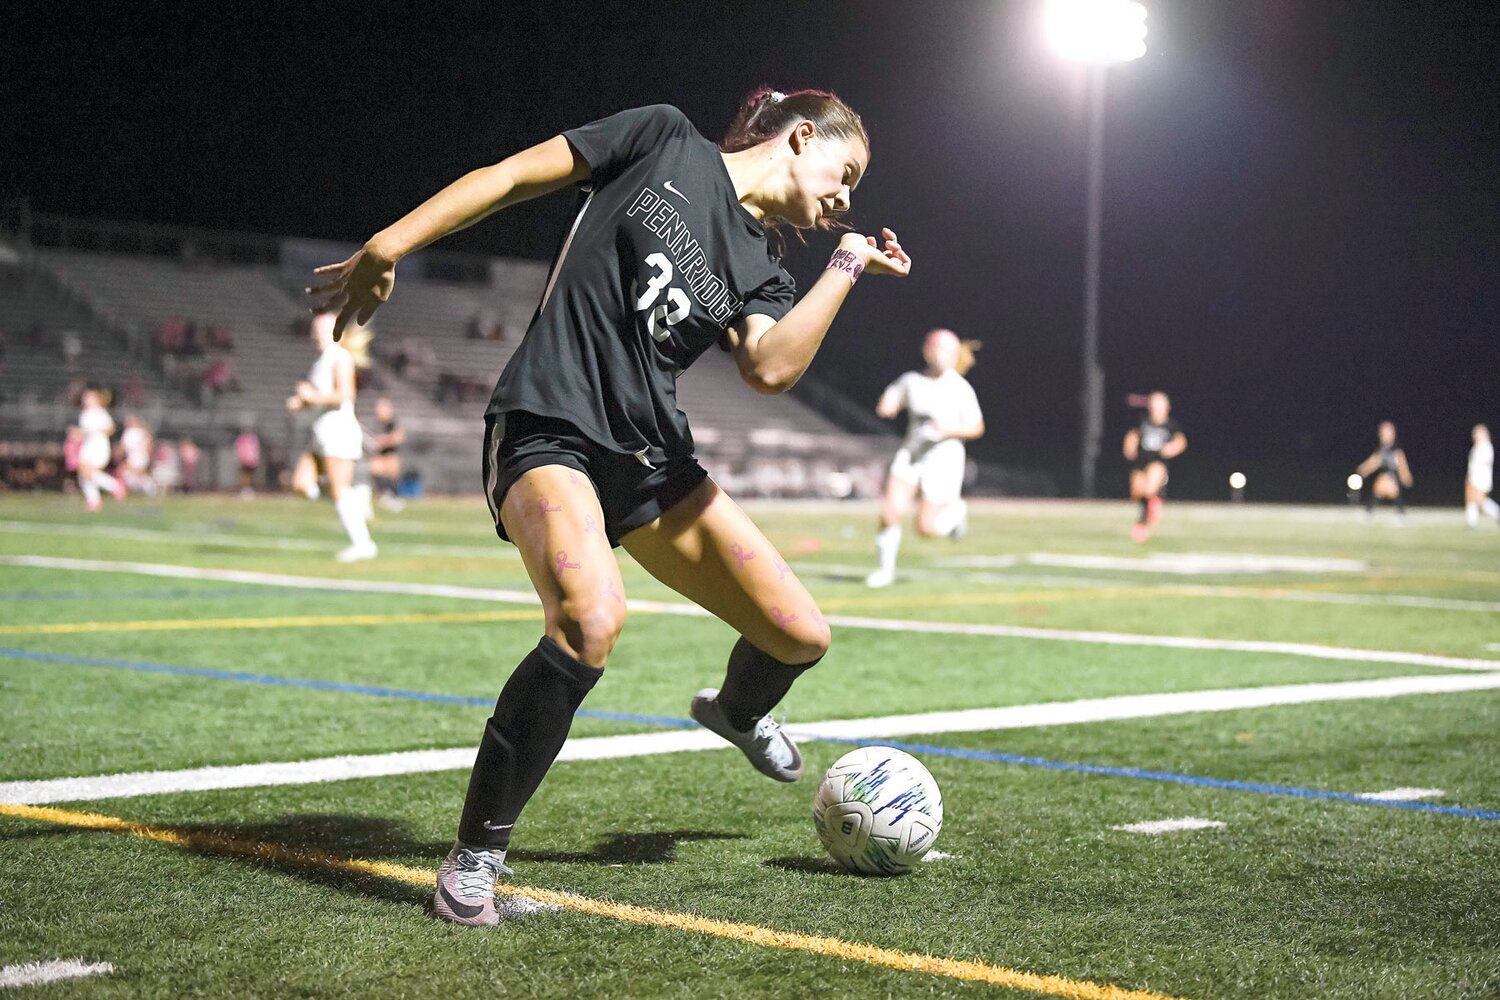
[{"left": 813, "top": 746, "right": 943, "bottom": 875}]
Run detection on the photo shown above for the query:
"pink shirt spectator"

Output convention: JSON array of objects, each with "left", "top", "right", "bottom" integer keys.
[{"left": 235, "top": 432, "right": 261, "bottom": 468}]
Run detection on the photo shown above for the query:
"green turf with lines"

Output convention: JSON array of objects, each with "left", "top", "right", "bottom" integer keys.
[{"left": 1, "top": 494, "right": 1497, "bottom": 999}]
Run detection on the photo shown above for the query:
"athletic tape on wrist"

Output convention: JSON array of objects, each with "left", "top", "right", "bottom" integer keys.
[{"left": 826, "top": 248, "right": 863, "bottom": 286}]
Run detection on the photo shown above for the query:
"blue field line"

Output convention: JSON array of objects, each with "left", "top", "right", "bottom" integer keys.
[
  {"left": 0, "top": 647, "right": 693, "bottom": 730},
  {"left": 5, "top": 645, "right": 1495, "bottom": 821},
  {"left": 0, "top": 588, "right": 306, "bottom": 603},
  {"left": 819, "top": 736, "right": 1500, "bottom": 822}
]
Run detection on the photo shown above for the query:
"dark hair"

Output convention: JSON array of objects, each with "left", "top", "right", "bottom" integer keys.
[{"left": 721, "top": 87, "right": 869, "bottom": 247}]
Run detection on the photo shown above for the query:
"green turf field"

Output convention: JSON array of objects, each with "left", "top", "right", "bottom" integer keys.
[{"left": 1, "top": 493, "right": 1497, "bottom": 998}]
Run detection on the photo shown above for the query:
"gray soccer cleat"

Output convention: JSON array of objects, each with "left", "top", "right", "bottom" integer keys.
[
  {"left": 433, "top": 844, "right": 512, "bottom": 927},
  {"left": 690, "top": 688, "right": 803, "bottom": 782}
]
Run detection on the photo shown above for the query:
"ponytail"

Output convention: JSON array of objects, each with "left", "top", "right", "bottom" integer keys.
[{"left": 956, "top": 339, "right": 981, "bottom": 376}]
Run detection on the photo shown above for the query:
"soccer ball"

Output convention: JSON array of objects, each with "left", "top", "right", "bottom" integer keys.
[{"left": 812, "top": 746, "right": 943, "bottom": 875}]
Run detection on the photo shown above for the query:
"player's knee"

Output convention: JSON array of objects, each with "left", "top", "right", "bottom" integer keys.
[
  {"left": 779, "top": 615, "right": 830, "bottom": 665},
  {"left": 553, "top": 597, "right": 626, "bottom": 666}
]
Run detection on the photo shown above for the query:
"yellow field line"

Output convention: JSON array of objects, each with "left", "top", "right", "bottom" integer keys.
[
  {"left": 0, "top": 610, "right": 543, "bottom": 636},
  {"left": 0, "top": 802, "right": 1188, "bottom": 1000}
]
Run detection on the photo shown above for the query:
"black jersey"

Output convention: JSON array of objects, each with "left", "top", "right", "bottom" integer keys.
[
  {"left": 1376, "top": 444, "right": 1401, "bottom": 475},
  {"left": 488, "top": 104, "right": 797, "bottom": 464},
  {"left": 1136, "top": 418, "right": 1182, "bottom": 461},
  {"left": 378, "top": 419, "right": 400, "bottom": 456}
]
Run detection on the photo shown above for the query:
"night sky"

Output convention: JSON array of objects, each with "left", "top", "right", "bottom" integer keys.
[{"left": 6, "top": 1, "right": 1497, "bottom": 501}]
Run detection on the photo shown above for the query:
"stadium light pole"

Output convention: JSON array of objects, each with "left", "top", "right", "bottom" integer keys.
[{"left": 1043, "top": 0, "right": 1147, "bottom": 498}]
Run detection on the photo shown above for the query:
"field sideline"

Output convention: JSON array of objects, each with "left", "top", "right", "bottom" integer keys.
[{"left": 1, "top": 494, "right": 1496, "bottom": 998}]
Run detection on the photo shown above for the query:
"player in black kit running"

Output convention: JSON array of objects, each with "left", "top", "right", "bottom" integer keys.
[
  {"left": 1122, "top": 391, "right": 1186, "bottom": 542},
  {"left": 1355, "top": 420, "right": 1413, "bottom": 524},
  {"left": 309, "top": 90, "right": 910, "bottom": 926}
]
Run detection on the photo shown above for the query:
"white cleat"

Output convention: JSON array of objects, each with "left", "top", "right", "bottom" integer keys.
[
  {"left": 433, "top": 844, "right": 512, "bottom": 927},
  {"left": 864, "top": 567, "right": 895, "bottom": 588},
  {"left": 690, "top": 688, "right": 803, "bottom": 782},
  {"left": 335, "top": 542, "right": 378, "bottom": 562}
]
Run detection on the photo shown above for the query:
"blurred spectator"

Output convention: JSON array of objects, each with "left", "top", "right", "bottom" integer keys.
[
  {"left": 202, "top": 355, "right": 240, "bottom": 404},
  {"left": 179, "top": 438, "right": 201, "bottom": 492},
  {"left": 63, "top": 426, "right": 83, "bottom": 479},
  {"left": 122, "top": 374, "right": 148, "bottom": 408},
  {"left": 60, "top": 329, "right": 82, "bottom": 368},
  {"left": 235, "top": 427, "right": 261, "bottom": 497},
  {"left": 467, "top": 308, "right": 505, "bottom": 341},
  {"left": 151, "top": 439, "right": 181, "bottom": 495},
  {"left": 206, "top": 324, "right": 234, "bottom": 352},
  {"left": 27, "top": 321, "right": 48, "bottom": 353}
]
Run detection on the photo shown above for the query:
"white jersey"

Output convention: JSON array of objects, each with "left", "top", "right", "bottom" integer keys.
[
  {"left": 885, "top": 369, "right": 983, "bottom": 453},
  {"left": 308, "top": 343, "right": 355, "bottom": 414},
  {"left": 121, "top": 426, "right": 151, "bottom": 469},
  {"left": 1469, "top": 440, "right": 1494, "bottom": 494},
  {"left": 77, "top": 404, "right": 114, "bottom": 469}
]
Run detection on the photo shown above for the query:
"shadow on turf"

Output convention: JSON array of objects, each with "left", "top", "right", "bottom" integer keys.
[
  {"left": 763, "top": 856, "right": 866, "bottom": 877},
  {"left": 509, "top": 830, "right": 746, "bottom": 866}
]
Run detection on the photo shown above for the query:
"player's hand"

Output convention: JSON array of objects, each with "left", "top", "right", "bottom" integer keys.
[
  {"left": 840, "top": 228, "right": 911, "bottom": 278},
  {"left": 307, "top": 243, "right": 397, "bottom": 340},
  {"left": 286, "top": 394, "right": 304, "bottom": 412}
]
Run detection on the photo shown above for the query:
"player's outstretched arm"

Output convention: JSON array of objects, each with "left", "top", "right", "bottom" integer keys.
[
  {"left": 1354, "top": 452, "right": 1380, "bottom": 477},
  {"left": 1123, "top": 429, "right": 1139, "bottom": 460},
  {"left": 728, "top": 228, "right": 911, "bottom": 395},
  {"left": 1396, "top": 450, "right": 1413, "bottom": 487},
  {"left": 308, "top": 135, "right": 589, "bottom": 337},
  {"left": 1161, "top": 432, "right": 1188, "bottom": 459}
]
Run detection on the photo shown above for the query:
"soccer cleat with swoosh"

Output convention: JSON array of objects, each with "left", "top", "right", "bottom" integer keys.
[{"left": 433, "top": 844, "right": 512, "bottom": 927}]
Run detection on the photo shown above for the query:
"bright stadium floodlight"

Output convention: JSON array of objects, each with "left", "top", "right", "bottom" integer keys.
[
  {"left": 1044, "top": 0, "right": 1148, "bottom": 64},
  {"left": 1046, "top": 0, "right": 1149, "bottom": 497},
  {"left": 1229, "top": 472, "right": 1247, "bottom": 490}
]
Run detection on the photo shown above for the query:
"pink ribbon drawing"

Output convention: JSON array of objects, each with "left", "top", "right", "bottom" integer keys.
[
  {"left": 770, "top": 606, "right": 799, "bottom": 628},
  {"left": 555, "top": 551, "right": 581, "bottom": 575},
  {"left": 539, "top": 497, "right": 562, "bottom": 514},
  {"left": 730, "top": 543, "right": 755, "bottom": 569}
]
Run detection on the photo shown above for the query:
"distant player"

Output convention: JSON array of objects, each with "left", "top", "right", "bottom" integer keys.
[
  {"left": 1122, "top": 391, "right": 1186, "bottom": 542},
  {"left": 368, "top": 396, "right": 406, "bottom": 511},
  {"left": 1355, "top": 420, "right": 1412, "bottom": 524},
  {"left": 287, "top": 313, "right": 377, "bottom": 561},
  {"left": 75, "top": 389, "right": 125, "bottom": 511},
  {"left": 1465, "top": 424, "right": 1498, "bottom": 529},
  {"left": 310, "top": 89, "right": 907, "bottom": 926},
  {"left": 119, "top": 415, "right": 156, "bottom": 496},
  {"left": 866, "top": 328, "right": 984, "bottom": 588}
]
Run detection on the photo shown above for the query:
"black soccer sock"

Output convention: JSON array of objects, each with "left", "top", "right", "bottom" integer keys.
[
  {"left": 456, "top": 636, "right": 603, "bottom": 851},
  {"left": 1363, "top": 488, "right": 1376, "bottom": 512},
  {"left": 715, "top": 636, "right": 821, "bottom": 732},
  {"left": 1138, "top": 498, "right": 1150, "bottom": 524},
  {"left": 1395, "top": 496, "right": 1407, "bottom": 515}
]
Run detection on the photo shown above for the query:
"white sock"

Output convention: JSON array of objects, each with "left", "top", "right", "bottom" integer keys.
[
  {"left": 933, "top": 500, "right": 968, "bottom": 536},
  {"left": 336, "top": 495, "right": 374, "bottom": 549},
  {"left": 81, "top": 479, "right": 101, "bottom": 505},
  {"left": 875, "top": 524, "right": 902, "bottom": 574},
  {"left": 93, "top": 471, "right": 121, "bottom": 493},
  {"left": 1485, "top": 498, "right": 1500, "bottom": 521},
  {"left": 1468, "top": 503, "right": 1480, "bottom": 527},
  {"left": 302, "top": 483, "right": 321, "bottom": 500}
]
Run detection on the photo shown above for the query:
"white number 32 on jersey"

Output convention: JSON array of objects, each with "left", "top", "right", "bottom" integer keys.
[{"left": 633, "top": 252, "right": 690, "bottom": 342}]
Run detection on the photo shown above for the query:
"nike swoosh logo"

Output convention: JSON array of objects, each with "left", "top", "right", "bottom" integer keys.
[
  {"left": 482, "top": 821, "right": 512, "bottom": 831},
  {"left": 437, "top": 880, "right": 486, "bottom": 920},
  {"left": 663, "top": 180, "right": 690, "bottom": 204}
]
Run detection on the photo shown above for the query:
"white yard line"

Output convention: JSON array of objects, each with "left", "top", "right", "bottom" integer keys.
[
  {"left": 0, "top": 520, "right": 518, "bottom": 560},
  {"left": 1358, "top": 787, "right": 1445, "bottom": 801},
  {"left": 1110, "top": 817, "right": 1225, "bottom": 835},
  {"left": 939, "top": 552, "right": 1370, "bottom": 575},
  {"left": 5, "top": 672, "right": 1500, "bottom": 806},
  {"left": 0, "top": 961, "right": 114, "bottom": 989},
  {"left": 3, "top": 555, "right": 1497, "bottom": 672}
]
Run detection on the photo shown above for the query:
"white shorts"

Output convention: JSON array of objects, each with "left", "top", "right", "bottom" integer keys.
[
  {"left": 889, "top": 439, "right": 965, "bottom": 505},
  {"left": 1470, "top": 472, "right": 1493, "bottom": 495},
  {"left": 311, "top": 409, "right": 364, "bottom": 461},
  {"left": 79, "top": 437, "right": 111, "bottom": 470}
]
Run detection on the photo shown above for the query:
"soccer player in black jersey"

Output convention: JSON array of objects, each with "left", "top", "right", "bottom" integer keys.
[
  {"left": 1355, "top": 420, "right": 1413, "bottom": 524},
  {"left": 1122, "top": 391, "right": 1186, "bottom": 542},
  {"left": 309, "top": 89, "right": 910, "bottom": 926}
]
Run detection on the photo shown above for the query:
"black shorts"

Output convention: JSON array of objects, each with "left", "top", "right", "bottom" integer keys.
[
  {"left": 1131, "top": 453, "right": 1169, "bottom": 472},
  {"left": 482, "top": 410, "right": 708, "bottom": 548}
]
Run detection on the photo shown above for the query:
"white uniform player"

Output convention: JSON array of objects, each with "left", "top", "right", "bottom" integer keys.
[
  {"left": 76, "top": 390, "right": 125, "bottom": 511},
  {"left": 868, "top": 329, "right": 985, "bottom": 588},
  {"left": 288, "top": 314, "right": 377, "bottom": 560},
  {"left": 886, "top": 370, "right": 981, "bottom": 506},
  {"left": 1465, "top": 424, "right": 1498, "bottom": 528},
  {"left": 308, "top": 343, "right": 365, "bottom": 461},
  {"left": 119, "top": 416, "right": 156, "bottom": 496}
]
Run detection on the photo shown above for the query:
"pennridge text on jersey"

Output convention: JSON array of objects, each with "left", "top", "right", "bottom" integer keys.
[{"left": 626, "top": 187, "right": 745, "bottom": 326}]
